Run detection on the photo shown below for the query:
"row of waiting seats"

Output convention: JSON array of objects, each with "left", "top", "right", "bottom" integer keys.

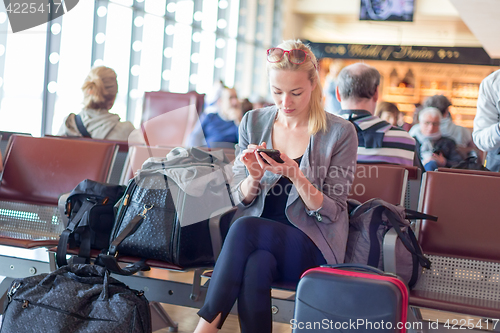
[{"left": 1, "top": 134, "right": 500, "bottom": 331}]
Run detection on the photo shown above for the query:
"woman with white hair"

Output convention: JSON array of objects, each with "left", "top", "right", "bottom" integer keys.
[
  {"left": 57, "top": 66, "right": 135, "bottom": 141},
  {"left": 412, "top": 107, "right": 462, "bottom": 171}
]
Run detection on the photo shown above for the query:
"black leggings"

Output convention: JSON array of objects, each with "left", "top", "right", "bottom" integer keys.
[{"left": 197, "top": 216, "right": 327, "bottom": 332}]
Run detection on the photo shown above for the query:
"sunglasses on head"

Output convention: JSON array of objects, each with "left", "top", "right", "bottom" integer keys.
[{"left": 266, "top": 48, "right": 317, "bottom": 70}]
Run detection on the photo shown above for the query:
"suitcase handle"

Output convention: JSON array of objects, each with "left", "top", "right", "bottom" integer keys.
[{"left": 321, "top": 263, "right": 386, "bottom": 275}]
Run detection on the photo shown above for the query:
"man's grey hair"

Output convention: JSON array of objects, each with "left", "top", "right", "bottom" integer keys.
[
  {"left": 418, "top": 107, "right": 442, "bottom": 123},
  {"left": 423, "top": 95, "right": 451, "bottom": 115},
  {"left": 337, "top": 63, "right": 380, "bottom": 101}
]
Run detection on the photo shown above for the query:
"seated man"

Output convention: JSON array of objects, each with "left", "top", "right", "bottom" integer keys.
[
  {"left": 187, "top": 86, "right": 241, "bottom": 148},
  {"left": 411, "top": 107, "right": 463, "bottom": 171},
  {"left": 410, "top": 94, "right": 472, "bottom": 148},
  {"left": 336, "top": 63, "right": 417, "bottom": 166}
]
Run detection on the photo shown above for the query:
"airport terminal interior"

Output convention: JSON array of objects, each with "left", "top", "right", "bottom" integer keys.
[{"left": 0, "top": 0, "right": 500, "bottom": 332}]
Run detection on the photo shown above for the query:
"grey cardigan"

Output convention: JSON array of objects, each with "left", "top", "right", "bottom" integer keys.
[{"left": 231, "top": 106, "right": 358, "bottom": 264}]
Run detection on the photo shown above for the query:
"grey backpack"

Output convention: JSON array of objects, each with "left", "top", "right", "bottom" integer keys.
[
  {"left": 1, "top": 264, "right": 151, "bottom": 333},
  {"left": 344, "top": 198, "right": 436, "bottom": 288}
]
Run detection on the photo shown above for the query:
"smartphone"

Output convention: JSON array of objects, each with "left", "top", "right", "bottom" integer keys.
[{"left": 256, "top": 148, "right": 284, "bottom": 164}]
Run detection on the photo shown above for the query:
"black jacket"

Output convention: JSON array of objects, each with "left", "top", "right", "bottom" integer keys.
[{"left": 415, "top": 136, "right": 463, "bottom": 168}]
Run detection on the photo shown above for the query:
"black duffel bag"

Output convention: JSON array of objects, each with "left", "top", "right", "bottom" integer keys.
[
  {"left": 97, "top": 147, "right": 235, "bottom": 275},
  {"left": 1, "top": 264, "right": 151, "bottom": 333},
  {"left": 56, "top": 180, "right": 126, "bottom": 267}
]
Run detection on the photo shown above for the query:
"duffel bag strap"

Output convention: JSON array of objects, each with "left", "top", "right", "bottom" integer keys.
[
  {"left": 56, "top": 199, "right": 95, "bottom": 267},
  {"left": 96, "top": 255, "right": 150, "bottom": 276},
  {"left": 366, "top": 206, "right": 387, "bottom": 268},
  {"left": 405, "top": 208, "right": 438, "bottom": 221},
  {"left": 385, "top": 209, "right": 431, "bottom": 269},
  {"left": 98, "top": 206, "right": 153, "bottom": 275},
  {"left": 107, "top": 207, "right": 151, "bottom": 256}
]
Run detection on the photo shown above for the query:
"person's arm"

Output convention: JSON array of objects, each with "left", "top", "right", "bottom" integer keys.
[
  {"left": 231, "top": 112, "right": 264, "bottom": 206},
  {"left": 314, "top": 123, "right": 358, "bottom": 223},
  {"left": 413, "top": 141, "right": 424, "bottom": 170},
  {"left": 473, "top": 75, "right": 500, "bottom": 151}
]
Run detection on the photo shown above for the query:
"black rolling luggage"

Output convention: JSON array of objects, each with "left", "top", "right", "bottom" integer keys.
[{"left": 293, "top": 264, "right": 408, "bottom": 333}]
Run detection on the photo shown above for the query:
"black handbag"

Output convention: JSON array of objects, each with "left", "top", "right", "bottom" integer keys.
[
  {"left": 1, "top": 264, "right": 151, "bottom": 333},
  {"left": 97, "top": 147, "right": 235, "bottom": 275},
  {"left": 56, "top": 179, "right": 126, "bottom": 267}
]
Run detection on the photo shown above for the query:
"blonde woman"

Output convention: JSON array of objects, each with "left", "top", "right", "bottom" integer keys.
[
  {"left": 57, "top": 66, "right": 134, "bottom": 141},
  {"left": 194, "top": 40, "right": 357, "bottom": 333}
]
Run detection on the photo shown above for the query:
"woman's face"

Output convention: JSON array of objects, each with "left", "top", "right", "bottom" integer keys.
[{"left": 269, "top": 69, "right": 315, "bottom": 119}]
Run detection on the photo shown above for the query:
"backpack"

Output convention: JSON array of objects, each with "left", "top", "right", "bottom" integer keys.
[
  {"left": 56, "top": 180, "right": 126, "bottom": 267},
  {"left": 344, "top": 198, "right": 437, "bottom": 288},
  {"left": 1, "top": 264, "right": 151, "bottom": 333},
  {"left": 452, "top": 150, "right": 489, "bottom": 171},
  {"left": 97, "top": 147, "right": 235, "bottom": 275}
]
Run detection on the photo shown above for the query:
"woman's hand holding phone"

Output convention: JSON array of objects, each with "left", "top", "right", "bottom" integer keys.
[
  {"left": 241, "top": 142, "right": 267, "bottom": 181},
  {"left": 255, "top": 147, "right": 302, "bottom": 182}
]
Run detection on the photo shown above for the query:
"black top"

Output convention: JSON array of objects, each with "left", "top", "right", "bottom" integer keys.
[{"left": 260, "top": 156, "right": 302, "bottom": 226}]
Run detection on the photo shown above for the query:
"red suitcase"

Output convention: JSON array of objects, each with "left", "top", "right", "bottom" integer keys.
[{"left": 292, "top": 264, "right": 408, "bottom": 333}]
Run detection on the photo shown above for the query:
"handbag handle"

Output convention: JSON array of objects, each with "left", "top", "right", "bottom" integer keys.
[
  {"left": 38, "top": 264, "right": 126, "bottom": 301},
  {"left": 39, "top": 264, "right": 107, "bottom": 287},
  {"left": 321, "top": 263, "right": 386, "bottom": 275}
]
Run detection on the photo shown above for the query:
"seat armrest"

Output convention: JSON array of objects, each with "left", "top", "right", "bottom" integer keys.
[
  {"left": 58, "top": 193, "right": 70, "bottom": 227},
  {"left": 208, "top": 206, "right": 237, "bottom": 260}
]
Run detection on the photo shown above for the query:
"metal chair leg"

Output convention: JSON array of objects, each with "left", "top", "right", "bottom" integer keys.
[{"left": 150, "top": 301, "right": 179, "bottom": 332}]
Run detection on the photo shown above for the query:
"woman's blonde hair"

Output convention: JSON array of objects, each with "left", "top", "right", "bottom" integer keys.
[
  {"left": 81, "top": 66, "right": 118, "bottom": 110},
  {"left": 266, "top": 40, "right": 326, "bottom": 135}
]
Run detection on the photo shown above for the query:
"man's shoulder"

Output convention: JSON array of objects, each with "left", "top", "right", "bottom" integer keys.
[
  {"left": 325, "top": 111, "right": 353, "bottom": 128},
  {"left": 386, "top": 125, "right": 415, "bottom": 137}
]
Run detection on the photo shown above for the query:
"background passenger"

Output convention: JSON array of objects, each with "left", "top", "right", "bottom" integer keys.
[
  {"left": 336, "top": 63, "right": 418, "bottom": 166},
  {"left": 240, "top": 97, "right": 254, "bottom": 118},
  {"left": 375, "top": 101, "right": 412, "bottom": 131},
  {"left": 412, "top": 107, "right": 463, "bottom": 171},
  {"left": 410, "top": 94, "right": 472, "bottom": 148},
  {"left": 187, "top": 86, "right": 242, "bottom": 148},
  {"left": 57, "top": 66, "right": 135, "bottom": 141},
  {"left": 194, "top": 39, "right": 357, "bottom": 333},
  {"left": 323, "top": 59, "right": 344, "bottom": 114},
  {"left": 473, "top": 69, "right": 500, "bottom": 171},
  {"left": 412, "top": 103, "right": 423, "bottom": 127},
  {"left": 252, "top": 96, "right": 272, "bottom": 110}
]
